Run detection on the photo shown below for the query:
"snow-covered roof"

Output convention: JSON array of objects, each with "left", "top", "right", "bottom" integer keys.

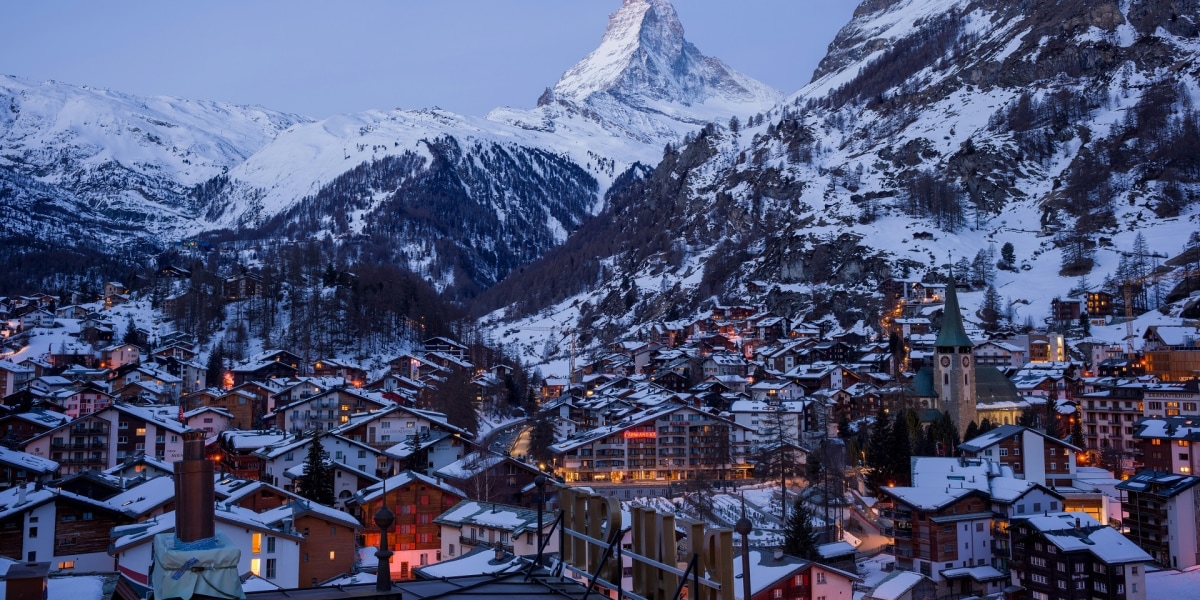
[
  {"left": 354, "top": 470, "right": 465, "bottom": 504},
  {"left": 258, "top": 498, "right": 362, "bottom": 530},
  {"left": 867, "top": 570, "right": 929, "bottom": 600},
  {"left": 105, "top": 475, "right": 177, "bottom": 515},
  {"left": 413, "top": 545, "right": 524, "bottom": 579},
  {"left": 219, "top": 429, "right": 291, "bottom": 451},
  {"left": 1016, "top": 512, "right": 1151, "bottom": 564},
  {"left": 114, "top": 403, "right": 189, "bottom": 433},
  {"left": 435, "top": 500, "right": 542, "bottom": 534},
  {"left": 0, "top": 445, "right": 58, "bottom": 474}
]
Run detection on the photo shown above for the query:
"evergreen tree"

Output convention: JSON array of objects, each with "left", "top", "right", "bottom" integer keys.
[
  {"left": 979, "top": 418, "right": 994, "bottom": 434},
  {"left": 963, "top": 420, "right": 980, "bottom": 443},
  {"left": 887, "top": 411, "right": 912, "bottom": 487},
  {"left": 206, "top": 346, "right": 226, "bottom": 390},
  {"left": 783, "top": 498, "right": 818, "bottom": 559},
  {"left": 529, "top": 413, "right": 556, "bottom": 467},
  {"left": 426, "top": 369, "right": 479, "bottom": 435},
  {"left": 1079, "top": 311, "right": 1091, "bottom": 335},
  {"left": 978, "top": 285, "right": 1004, "bottom": 333},
  {"left": 1000, "top": 242, "right": 1016, "bottom": 269},
  {"left": 865, "top": 408, "right": 893, "bottom": 493},
  {"left": 1070, "top": 417, "right": 1085, "bottom": 450},
  {"left": 760, "top": 407, "right": 799, "bottom": 522},
  {"left": 836, "top": 413, "right": 852, "bottom": 439},
  {"left": 297, "top": 431, "right": 335, "bottom": 506}
]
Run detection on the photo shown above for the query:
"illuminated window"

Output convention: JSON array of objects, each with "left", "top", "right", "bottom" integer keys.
[
  {"left": 135, "top": 428, "right": 146, "bottom": 436},
  {"left": 251, "top": 533, "right": 262, "bottom": 554},
  {"left": 329, "top": 551, "right": 336, "bottom": 560},
  {"left": 250, "top": 558, "right": 261, "bottom": 576},
  {"left": 58, "top": 561, "right": 74, "bottom": 570}
]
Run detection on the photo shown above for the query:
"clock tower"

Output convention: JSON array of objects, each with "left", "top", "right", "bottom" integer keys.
[{"left": 933, "top": 280, "right": 976, "bottom": 439}]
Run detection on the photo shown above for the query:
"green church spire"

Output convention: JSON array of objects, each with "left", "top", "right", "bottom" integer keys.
[{"left": 935, "top": 280, "right": 974, "bottom": 348}]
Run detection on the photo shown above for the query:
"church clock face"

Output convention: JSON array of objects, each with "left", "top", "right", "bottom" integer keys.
[
  {"left": 961, "top": 356, "right": 970, "bottom": 367},
  {"left": 940, "top": 356, "right": 951, "bottom": 367}
]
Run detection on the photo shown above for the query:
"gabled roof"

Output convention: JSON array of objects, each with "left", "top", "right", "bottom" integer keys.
[
  {"left": 1014, "top": 512, "right": 1151, "bottom": 564},
  {"left": 104, "top": 475, "right": 177, "bottom": 516},
  {"left": 959, "top": 424, "right": 1080, "bottom": 453},
  {"left": 352, "top": 470, "right": 465, "bottom": 504},
  {"left": 434, "top": 500, "right": 543, "bottom": 535},
  {"left": 0, "top": 445, "right": 59, "bottom": 474}
]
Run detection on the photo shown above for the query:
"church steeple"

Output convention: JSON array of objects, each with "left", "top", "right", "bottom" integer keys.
[
  {"left": 935, "top": 279, "right": 974, "bottom": 349},
  {"left": 934, "top": 279, "right": 975, "bottom": 438}
]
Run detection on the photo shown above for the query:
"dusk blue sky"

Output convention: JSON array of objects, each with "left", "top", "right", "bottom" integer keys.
[{"left": 0, "top": 1, "right": 859, "bottom": 119}]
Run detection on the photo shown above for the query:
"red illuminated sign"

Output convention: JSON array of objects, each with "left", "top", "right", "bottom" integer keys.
[{"left": 623, "top": 431, "right": 656, "bottom": 439}]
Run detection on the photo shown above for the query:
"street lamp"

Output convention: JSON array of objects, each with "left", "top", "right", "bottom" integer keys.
[{"left": 374, "top": 483, "right": 395, "bottom": 592}]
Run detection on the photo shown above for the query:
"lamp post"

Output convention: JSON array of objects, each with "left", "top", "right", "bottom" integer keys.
[
  {"left": 735, "top": 496, "right": 752, "bottom": 600},
  {"left": 374, "top": 489, "right": 395, "bottom": 592},
  {"left": 534, "top": 473, "right": 546, "bottom": 568}
]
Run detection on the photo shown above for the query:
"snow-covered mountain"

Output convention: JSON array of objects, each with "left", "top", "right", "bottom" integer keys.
[
  {"left": 479, "top": 0, "right": 1200, "bottom": 351},
  {"left": 196, "top": 0, "right": 778, "bottom": 296},
  {"left": 0, "top": 75, "right": 307, "bottom": 246},
  {"left": 489, "top": 0, "right": 781, "bottom": 144}
]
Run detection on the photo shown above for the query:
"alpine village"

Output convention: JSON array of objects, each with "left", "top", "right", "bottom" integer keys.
[{"left": 2, "top": 1, "right": 1200, "bottom": 600}]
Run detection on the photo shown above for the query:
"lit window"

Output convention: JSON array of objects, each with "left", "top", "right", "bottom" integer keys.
[
  {"left": 329, "top": 551, "right": 336, "bottom": 560},
  {"left": 58, "top": 561, "right": 75, "bottom": 570},
  {"left": 250, "top": 558, "right": 261, "bottom": 576},
  {"left": 252, "top": 533, "right": 261, "bottom": 554}
]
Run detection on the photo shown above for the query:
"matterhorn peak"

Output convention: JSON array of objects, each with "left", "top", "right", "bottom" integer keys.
[{"left": 551, "top": 0, "right": 778, "bottom": 107}]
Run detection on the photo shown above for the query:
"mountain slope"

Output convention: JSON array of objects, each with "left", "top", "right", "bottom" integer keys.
[
  {"left": 0, "top": 75, "right": 308, "bottom": 246},
  {"left": 199, "top": 0, "right": 779, "bottom": 297},
  {"left": 479, "top": 0, "right": 1200, "bottom": 350}
]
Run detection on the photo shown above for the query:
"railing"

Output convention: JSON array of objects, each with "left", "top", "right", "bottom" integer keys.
[{"left": 459, "top": 535, "right": 513, "bottom": 553}]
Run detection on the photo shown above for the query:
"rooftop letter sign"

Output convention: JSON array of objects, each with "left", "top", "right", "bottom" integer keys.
[{"left": 559, "top": 487, "right": 732, "bottom": 600}]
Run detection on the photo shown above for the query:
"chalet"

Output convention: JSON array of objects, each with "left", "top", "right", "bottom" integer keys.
[
  {"left": 182, "top": 406, "right": 234, "bottom": 436},
  {"left": 877, "top": 485, "right": 994, "bottom": 593},
  {"left": 1009, "top": 513, "right": 1150, "bottom": 600},
  {"left": 435, "top": 500, "right": 557, "bottom": 562},
  {"left": 273, "top": 387, "right": 392, "bottom": 433},
  {"left": 281, "top": 460, "right": 379, "bottom": 514},
  {"left": 0, "top": 361, "right": 35, "bottom": 396},
  {"left": 1132, "top": 416, "right": 1200, "bottom": 476},
  {"left": 110, "top": 502, "right": 306, "bottom": 591},
  {"left": 223, "top": 273, "right": 265, "bottom": 300},
  {"left": 1117, "top": 470, "right": 1200, "bottom": 569},
  {"left": 0, "top": 410, "right": 70, "bottom": 448},
  {"left": 215, "top": 430, "right": 292, "bottom": 480},
  {"left": 1050, "top": 297, "right": 1083, "bottom": 326},
  {"left": 311, "top": 358, "right": 368, "bottom": 384},
  {"left": 21, "top": 404, "right": 188, "bottom": 474},
  {"left": 972, "top": 340, "right": 1026, "bottom": 369},
  {"left": 99, "top": 343, "right": 141, "bottom": 370},
  {"left": 0, "top": 446, "right": 58, "bottom": 489},
  {"left": 731, "top": 548, "right": 860, "bottom": 600},
  {"left": 423, "top": 337, "right": 468, "bottom": 360},
  {"left": 333, "top": 402, "right": 469, "bottom": 453},
  {"left": 1087, "top": 291, "right": 1115, "bottom": 318},
  {"left": 350, "top": 470, "right": 466, "bottom": 580},
  {"left": 103, "top": 282, "right": 128, "bottom": 297},
  {"left": 434, "top": 453, "right": 548, "bottom": 508},
  {"left": 254, "top": 431, "right": 385, "bottom": 490},
  {"left": 155, "top": 265, "right": 191, "bottom": 279},
  {"left": 0, "top": 481, "right": 134, "bottom": 571},
  {"left": 231, "top": 350, "right": 302, "bottom": 386},
  {"left": 958, "top": 425, "right": 1079, "bottom": 487}
]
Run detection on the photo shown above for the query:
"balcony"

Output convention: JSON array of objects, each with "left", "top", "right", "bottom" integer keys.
[{"left": 459, "top": 535, "right": 513, "bottom": 554}]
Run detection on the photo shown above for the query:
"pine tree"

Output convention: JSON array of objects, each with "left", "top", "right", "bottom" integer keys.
[
  {"left": 978, "top": 285, "right": 1004, "bottom": 333},
  {"left": 865, "top": 408, "right": 893, "bottom": 493},
  {"left": 963, "top": 420, "right": 980, "bottom": 444},
  {"left": 297, "top": 431, "right": 335, "bottom": 506},
  {"left": 1001, "top": 242, "right": 1016, "bottom": 269},
  {"left": 783, "top": 498, "right": 818, "bottom": 559},
  {"left": 206, "top": 346, "right": 226, "bottom": 390},
  {"left": 1070, "top": 417, "right": 1085, "bottom": 450},
  {"left": 888, "top": 411, "right": 912, "bottom": 486}
]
